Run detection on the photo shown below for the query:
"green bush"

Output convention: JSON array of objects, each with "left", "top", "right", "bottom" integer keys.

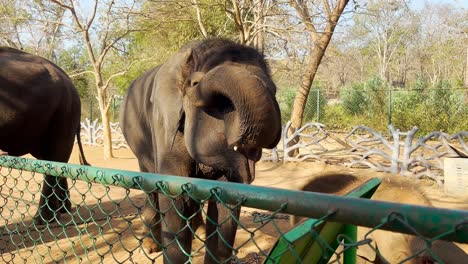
[
  {"left": 340, "top": 77, "right": 388, "bottom": 118},
  {"left": 322, "top": 78, "right": 466, "bottom": 134},
  {"left": 340, "top": 83, "right": 369, "bottom": 115},
  {"left": 324, "top": 104, "right": 388, "bottom": 132},
  {"left": 390, "top": 89, "right": 427, "bottom": 132},
  {"left": 276, "top": 78, "right": 466, "bottom": 134},
  {"left": 391, "top": 81, "right": 467, "bottom": 134},
  {"left": 425, "top": 82, "right": 467, "bottom": 132}
]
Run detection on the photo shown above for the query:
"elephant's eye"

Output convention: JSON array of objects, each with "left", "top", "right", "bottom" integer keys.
[
  {"left": 188, "top": 71, "right": 204, "bottom": 88},
  {"left": 191, "top": 80, "right": 199, "bottom": 87}
]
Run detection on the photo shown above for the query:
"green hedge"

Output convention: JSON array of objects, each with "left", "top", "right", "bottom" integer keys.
[{"left": 277, "top": 78, "right": 467, "bottom": 134}]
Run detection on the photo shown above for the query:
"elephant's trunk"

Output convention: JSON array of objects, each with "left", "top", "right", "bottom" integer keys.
[{"left": 196, "top": 64, "right": 281, "bottom": 150}]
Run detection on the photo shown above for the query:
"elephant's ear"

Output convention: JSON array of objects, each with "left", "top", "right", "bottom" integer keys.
[
  {"left": 150, "top": 48, "right": 193, "bottom": 150},
  {"left": 150, "top": 48, "right": 193, "bottom": 102}
]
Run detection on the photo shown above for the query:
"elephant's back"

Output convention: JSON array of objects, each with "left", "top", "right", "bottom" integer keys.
[
  {"left": 0, "top": 46, "right": 72, "bottom": 91},
  {"left": 0, "top": 47, "right": 80, "bottom": 155}
]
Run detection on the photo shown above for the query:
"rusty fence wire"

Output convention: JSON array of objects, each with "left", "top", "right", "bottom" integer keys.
[{"left": 0, "top": 156, "right": 466, "bottom": 263}]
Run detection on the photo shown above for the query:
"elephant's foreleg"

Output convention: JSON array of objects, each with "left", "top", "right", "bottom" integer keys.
[
  {"left": 159, "top": 195, "right": 193, "bottom": 264},
  {"left": 204, "top": 199, "right": 239, "bottom": 264},
  {"left": 35, "top": 175, "right": 71, "bottom": 224},
  {"left": 142, "top": 192, "right": 162, "bottom": 253},
  {"left": 57, "top": 177, "right": 71, "bottom": 214}
]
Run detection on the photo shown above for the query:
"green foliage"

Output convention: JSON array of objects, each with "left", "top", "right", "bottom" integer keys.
[
  {"left": 276, "top": 87, "right": 327, "bottom": 123},
  {"left": 324, "top": 104, "right": 388, "bottom": 132},
  {"left": 112, "top": 0, "right": 237, "bottom": 95},
  {"left": 323, "top": 77, "right": 467, "bottom": 134},
  {"left": 426, "top": 82, "right": 467, "bottom": 132},
  {"left": 340, "top": 77, "right": 388, "bottom": 118},
  {"left": 340, "top": 83, "right": 369, "bottom": 115},
  {"left": 55, "top": 47, "right": 97, "bottom": 121},
  {"left": 390, "top": 90, "right": 427, "bottom": 132},
  {"left": 57, "top": 47, "right": 93, "bottom": 99}
]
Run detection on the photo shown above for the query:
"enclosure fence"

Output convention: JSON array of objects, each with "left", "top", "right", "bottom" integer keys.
[
  {"left": 0, "top": 156, "right": 466, "bottom": 263},
  {"left": 275, "top": 88, "right": 467, "bottom": 134}
]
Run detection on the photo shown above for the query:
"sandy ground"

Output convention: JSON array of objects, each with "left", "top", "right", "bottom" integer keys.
[{"left": 0, "top": 145, "right": 467, "bottom": 263}]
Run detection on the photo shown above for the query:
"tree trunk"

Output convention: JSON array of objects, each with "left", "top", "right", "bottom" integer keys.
[
  {"left": 253, "top": 0, "right": 265, "bottom": 53},
  {"left": 286, "top": 0, "right": 349, "bottom": 157},
  {"left": 287, "top": 39, "right": 328, "bottom": 157},
  {"left": 97, "top": 91, "right": 114, "bottom": 159}
]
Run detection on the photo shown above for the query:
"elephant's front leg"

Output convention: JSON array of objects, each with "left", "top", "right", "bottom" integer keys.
[
  {"left": 205, "top": 200, "right": 240, "bottom": 264},
  {"left": 142, "top": 192, "right": 163, "bottom": 253},
  {"left": 159, "top": 194, "right": 194, "bottom": 263}
]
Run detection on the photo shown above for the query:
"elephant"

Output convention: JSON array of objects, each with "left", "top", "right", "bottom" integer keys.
[
  {"left": 120, "top": 38, "right": 282, "bottom": 263},
  {"left": 0, "top": 47, "right": 89, "bottom": 224},
  {"left": 291, "top": 173, "right": 468, "bottom": 264}
]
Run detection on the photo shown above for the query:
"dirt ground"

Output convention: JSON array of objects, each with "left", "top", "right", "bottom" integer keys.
[{"left": 0, "top": 145, "right": 466, "bottom": 263}]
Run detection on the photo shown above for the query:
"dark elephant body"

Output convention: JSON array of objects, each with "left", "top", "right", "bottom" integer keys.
[
  {"left": 0, "top": 47, "right": 88, "bottom": 223},
  {"left": 120, "top": 39, "right": 282, "bottom": 263}
]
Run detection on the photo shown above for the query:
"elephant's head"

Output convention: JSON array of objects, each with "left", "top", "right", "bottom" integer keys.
[{"left": 167, "top": 47, "right": 282, "bottom": 183}]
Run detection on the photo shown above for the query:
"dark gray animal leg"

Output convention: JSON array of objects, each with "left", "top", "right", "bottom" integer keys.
[
  {"left": 159, "top": 195, "right": 193, "bottom": 264},
  {"left": 142, "top": 192, "right": 162, "bottom": 253},
  {"left": 137, "top": 161, "right": 163, "bottom": 253},
  {"left": 205, "top": 200, "right": 239, "bottom": 264},
  {"left": 35, "top": 175, "right": 70, "bottom": 224},
  {"left": 33, "top": 113, "right": 76, "bottom": 225}
]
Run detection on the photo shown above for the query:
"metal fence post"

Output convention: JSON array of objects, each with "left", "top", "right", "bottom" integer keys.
[
  {"left": 388, "top": 89, "right": 392, "bottom": 125},
  {"left": 90, "top": 98, "right": 93, "bottom": 121},
  {"left": 112, "top": 97, "right": 116, "bottom": 122},
  {"left": 343, "top": 225, "right": 357, "bottom": 264},
  {"left": 316, "top": 89, "right": 320, "bottom": 123}
]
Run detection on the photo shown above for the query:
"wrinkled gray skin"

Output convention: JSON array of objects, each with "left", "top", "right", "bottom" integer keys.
[
  {"left": 0, "top": 47, "right": 88, "bottom": 224},
  {"left": 120, "top": 39, "right": 282, "bottom": 263}
]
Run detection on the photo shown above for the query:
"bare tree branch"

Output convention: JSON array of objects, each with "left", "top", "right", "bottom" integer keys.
[
  {"left": 86, "top": 0, "right": 99, "bottom": 29},
  {"left": 69, "top": 70, "right": 95, "bottom": 78},
  {"left": 289, "top": 0, "right": 319, "bottom": 41},
  {"left": 191, "top": 0, "right": 208, "bottom": 38}
]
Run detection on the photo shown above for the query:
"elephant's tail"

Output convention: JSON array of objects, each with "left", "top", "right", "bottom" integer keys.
[{"left": 76, "top": 127, "right": 90, "bottom": 166}]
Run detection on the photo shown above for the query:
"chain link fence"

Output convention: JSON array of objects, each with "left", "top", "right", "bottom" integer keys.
[
  {"left": 81, "top": 96, "right": 123, "bottom": 123},
  {"left": 276, "top": 87, "right": 468, "bottom": 134},
  {"left": 0, "top": 156, "right": 466, "bottom": 263}
]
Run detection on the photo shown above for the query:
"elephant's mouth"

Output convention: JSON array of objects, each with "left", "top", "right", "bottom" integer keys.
[
  {"left": 232, "top": 143, "right": 261, "bottom": 184},
  {"left": 220, "top": 158, "right": 255, "bottom": 184},
  {"left": 196, "top": 144, "right": 260, "bottom": 184}
]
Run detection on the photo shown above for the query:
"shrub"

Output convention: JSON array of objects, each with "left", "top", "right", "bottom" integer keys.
[
  {"left": 340, "top": 77, "right": 388, "bottom": 119},
  {"left": 340, "top": 83, "right": 369, "bottom": 115}
]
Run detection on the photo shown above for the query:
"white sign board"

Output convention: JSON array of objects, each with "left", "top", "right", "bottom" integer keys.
[{"left": 444, "top": 158, "right": 468, "bottom": 196}]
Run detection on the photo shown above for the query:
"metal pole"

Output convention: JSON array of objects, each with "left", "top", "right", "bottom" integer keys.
[
  {"left": 0, "top": 156, "right": 466, "bottom": 243},
  {"left": 343, "top": 225, "right": 357, "bottom": 264},
  {"left": 112, "top": 97, "right": 116, "bottom": 122},
  {"left": 316, "top": 90, "right": 320, "bottom": 123},
  {"left": 388, "top": 89, "right": 392, "bottom": 125},
  {"left": 90, "top": 98, "right": 93, "bottom": 121}
]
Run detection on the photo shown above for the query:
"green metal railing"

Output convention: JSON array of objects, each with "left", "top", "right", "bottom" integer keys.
[{"left": 0, "top": 156, "right": 467, "bottom": 263}]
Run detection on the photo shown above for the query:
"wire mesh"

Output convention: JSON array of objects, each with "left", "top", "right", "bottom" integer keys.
[
  {"left": 0, "top": 156, "right": 466, "bottom": 263},
  {"left": 275, "top": 88, "right": 468, "bottom": 134}
]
